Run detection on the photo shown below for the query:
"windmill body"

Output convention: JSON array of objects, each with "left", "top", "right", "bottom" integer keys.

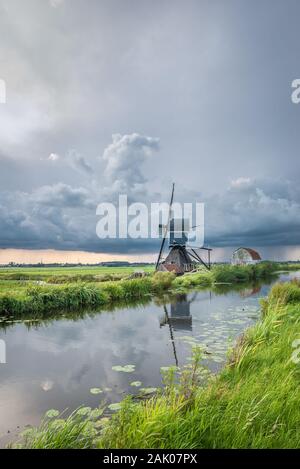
[{"left": 156, "top": 185, "right": 212, "bottom": 275}]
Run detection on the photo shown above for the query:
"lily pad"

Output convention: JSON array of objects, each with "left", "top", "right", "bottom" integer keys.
[
  {"left": 90, "top": 388, "right": 103, "bottom": 395},
  {"left": 108, "top": 402, "right": 122, "bottom": 411},
  {"left": 51, "top": 419, "right": 65, "bottom": 428},
  {"left": 112, "top": 365, "right": 135, "bottom": 373},
  {"left": 94, "top": 417, "right": 110, "bottom": 428},
  {"left": 130, "top": 381, "right": 142, "bottom": 387},
  {"left": 90, "top": 408, "right": 103, "bottom": 419},
  {"left": 45, "top": 409, "right": 60, "bottom": 418},
  {"left": 160, "top": 366, "right": 179, "bottom": 372},
  {"left": 140, "top": 387, "right": 158, "bottom": 395},
  {"left": 76, "top": 406, "right": 92, "bottom": 416}
]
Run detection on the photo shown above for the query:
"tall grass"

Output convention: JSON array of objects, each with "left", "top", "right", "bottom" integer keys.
[
  {"left": 172, "top": 262, "right": 277, "bottom": 291},
  {"left": 212, "top": 261, "right": 277, "bottom": 283},
  {"left": 18, "top": 279, "right": 300, "bottom": 449},
  {"left": 0, "top": 272, "right": 175, "bottom": 318}
]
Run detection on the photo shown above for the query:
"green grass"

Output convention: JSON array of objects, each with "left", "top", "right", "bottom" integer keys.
[
  {"left": 0, "top": 272, "right": 175, "bottom": 318},
  {"left": 0, "top": 263, "right": 280, "bottom": 318},
  {"left": 0, "top": 265, "right": 154, "bottom": 282},
  {"left": 16, "top": 278, "right": 300, "bottom": 449},
  {"left": 172, "top": 261, "right": 277, "bottom": 291}
]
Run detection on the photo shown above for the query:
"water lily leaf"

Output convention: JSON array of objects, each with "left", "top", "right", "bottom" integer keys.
[
  {"left": 45, "top": 409, "right": 60, "bottom": 418},
  {"left": 112, "top": 365, "right": 135, "bottom": 373},
  {"left": 76, "top": 406, "right": 92, "bottom": 416},
  {"left": 104, "top": 387, "right": 112, "bottom": 392},
  {"left": 140, "top": 387, "right": 157, "bottom": 395},
  {"left": 90, "top": 408, "right": 103, "bottom": 419},
  {"left": 94, "top": 417, "right": 110, "bottom": 428},
  {"left": 130, "top": 381, "right": 142, "bottom": 387},
  {"left": 51, "top": 419, "right": 65, "bottom": 428},
  {"left": 160, "top": 366, "right": 171, "bottom": 372},
  {"left": 160, "top": 366, "right": 179, "bottom": 372},
  {"left": 90, "top": 387, "right": 103, "bottom": 395},
  {"left": 108, "top": 403, "right": 122, "bottom": 411}
]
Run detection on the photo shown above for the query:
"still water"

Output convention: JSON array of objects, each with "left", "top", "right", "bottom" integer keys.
[{"left": 0, "top": 271, "right": 299, "bottom": 445}]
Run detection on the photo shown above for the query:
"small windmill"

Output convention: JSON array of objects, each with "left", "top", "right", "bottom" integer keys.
[{"left": 155, "top": 183, "right": 212, "bottom": 274}]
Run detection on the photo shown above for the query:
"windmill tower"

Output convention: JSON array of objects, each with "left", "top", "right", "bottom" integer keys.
[{"left": 155, "top": 183, "right": 212, "bottom": 274}]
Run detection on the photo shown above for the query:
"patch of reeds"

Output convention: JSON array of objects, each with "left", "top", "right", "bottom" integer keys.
[{"left": 0, "top": 272, "right": 175, "bottom": 318}]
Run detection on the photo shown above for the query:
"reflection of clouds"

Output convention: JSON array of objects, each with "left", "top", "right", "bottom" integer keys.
[
  {"left": 67, "top": 363, "right": 90, "bottom": 386},
  {"left": 40, "top": 379, "right": 54, "bottom": 392},
  {"left": 1, "top": 303, "right": 168, "bottom": 398}
]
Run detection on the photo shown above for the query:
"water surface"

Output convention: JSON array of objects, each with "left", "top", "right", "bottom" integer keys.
[{"left": 0, "top": 271, "right": 298, "bottom": 446}]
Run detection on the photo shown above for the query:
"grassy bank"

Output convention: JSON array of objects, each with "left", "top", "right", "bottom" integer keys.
[
  {"left": 0, "top": 263, "right": 278, "bottom": 318},
  {"left": 171, "top": 261, "right": 277, "bottom": 290},
  {"left": 16, "top": 277, "right": 300, "bottom": 449},
  {"left": 0, "top": 272, "right": 175, "bottom": 318}
]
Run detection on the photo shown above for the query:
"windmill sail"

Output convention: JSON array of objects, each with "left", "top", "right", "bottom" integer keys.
[{"left": 155, "top": 184, "right": 212, "bottom": 273}]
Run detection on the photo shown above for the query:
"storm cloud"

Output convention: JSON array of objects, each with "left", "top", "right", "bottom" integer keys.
[
  {"left": 0, "top": 140, "right": 299, "bottom": 254},
  {"left": 0, "top": 0, "right": 300, "bottom": 257}
]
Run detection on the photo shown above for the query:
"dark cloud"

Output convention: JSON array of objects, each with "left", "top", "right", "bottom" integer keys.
[
  {"left": 0, "top": 156, "right": 299, "bottom": 253},
  {"left": 205, "top": 178, "right": 300, "bottom": 247},
  {"left": 0, "top": 1, "right": 299, "bottom": 255},
  {"left": 0, "top": 134, "right": 162, "bottom": 252}
]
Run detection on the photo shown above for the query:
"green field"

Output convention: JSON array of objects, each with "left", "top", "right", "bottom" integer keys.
[
  {"left": 0, "top": 263, "right": 280, "bottom": 318},
  {"left": 0, "top": 264, "right": 154, "bottom": 279}
]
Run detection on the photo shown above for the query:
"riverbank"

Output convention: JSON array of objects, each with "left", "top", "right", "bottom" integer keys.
[
  {"left": 0, "top": 263, "right": 278, "bottom": 318},
  {"left": 15, "top": 277, "right": 300, "bottom": 449}
]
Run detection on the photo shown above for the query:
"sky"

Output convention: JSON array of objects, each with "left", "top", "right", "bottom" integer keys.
[{"left": 0, "top": 0, "right": 300, "bottom": 263}]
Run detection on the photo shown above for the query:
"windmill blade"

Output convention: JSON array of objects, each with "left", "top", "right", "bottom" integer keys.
[
  {"left": 163, "top": 305, "right": 178, "bottom": 367},
  {"left": 155, "top": 183, "right": 175, "bottom": 270},
  {"left": 188, "top": 248, "right": 211, "bottom": 270}
]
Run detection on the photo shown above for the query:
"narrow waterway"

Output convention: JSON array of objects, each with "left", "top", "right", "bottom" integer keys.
[{"left": 0, "top": 270, "right": 299, "bottom": 446}]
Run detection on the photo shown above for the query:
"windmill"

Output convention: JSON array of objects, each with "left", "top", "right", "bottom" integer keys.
[{"left": 155, "top": 183, "right": 212, "bottom": 274}]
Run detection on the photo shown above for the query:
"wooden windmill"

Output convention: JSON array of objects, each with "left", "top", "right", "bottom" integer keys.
[{"left": 155, "top": 183, "right": 212, "bottom": 274}]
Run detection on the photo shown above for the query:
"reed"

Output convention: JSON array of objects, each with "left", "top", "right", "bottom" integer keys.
[{"left": 0, "top": 272, "right": 175, "bottom": 318}]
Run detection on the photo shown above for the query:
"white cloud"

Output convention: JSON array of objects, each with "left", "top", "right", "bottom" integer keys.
[
  {"left": 48, "top": 153, "right": 60, "bottom": 161},
  {"left": 47, "top": 150, "right": 93, "bottom": 176},
  {"left": 230, "top": 177, "right": 251, "bottom": 188},
  {"left": 102, "top": 133, "right": 159, "bottom": 195}
]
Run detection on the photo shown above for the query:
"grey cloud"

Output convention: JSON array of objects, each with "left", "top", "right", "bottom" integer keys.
[
  {"left": 204, "top": 177, "right": 300, "bottom": 247},
  {"left": 29, "top": 183, "right": 92, "bottom": 208},
  {"left": 66, "top": 149, "right": 93, "bottom": 176},
  {"left": 0, "top": 133, "right": 161, "bottom": 252},
  {"left": 48, "top": 150, "right": 93, "bottom": 176},
  {"left": 0, "top": 1, "right": 300, "bottom": 256},
  {"left": 0, "top": 172, "right": 299, "bottom": 254},
  {"left": 102, "top": 133, "right": 159, "bottom": 196}
]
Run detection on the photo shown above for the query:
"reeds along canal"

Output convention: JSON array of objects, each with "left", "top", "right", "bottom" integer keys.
[{"left": 0, "top": 270, "right": 299, "bottom": 446}]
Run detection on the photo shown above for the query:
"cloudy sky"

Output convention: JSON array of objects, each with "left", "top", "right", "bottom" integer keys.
[{"left": 0, "top": 0, "right": 300, "bottom": 263}]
